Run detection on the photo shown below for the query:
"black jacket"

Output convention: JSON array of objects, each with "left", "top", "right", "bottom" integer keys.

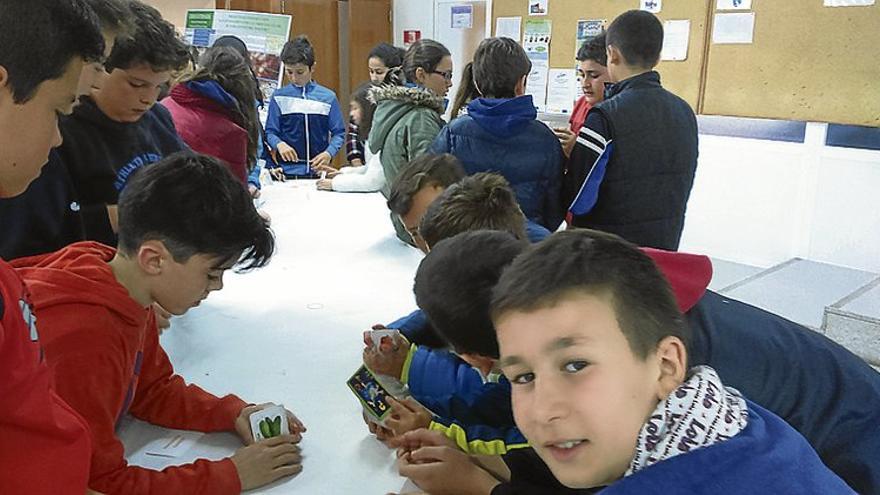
[{"left": 60, "top": 97, "right": 186, "bottom": 244}]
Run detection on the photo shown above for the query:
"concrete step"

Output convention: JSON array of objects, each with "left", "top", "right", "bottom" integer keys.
[
  {"left": 823, "top": 276, "right": 880, "bottom": 366},
  {"left": 717, "top": 258, "right": 878, "bottom": 330}
]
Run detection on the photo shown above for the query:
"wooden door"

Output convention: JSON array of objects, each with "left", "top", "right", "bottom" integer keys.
[{"left": 347, "top": 0, "right": 392, "bottom": 93}]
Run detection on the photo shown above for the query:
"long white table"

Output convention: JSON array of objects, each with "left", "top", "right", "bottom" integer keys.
[{"left": 119, "top": 180, "right": 425, "bottom": 493}]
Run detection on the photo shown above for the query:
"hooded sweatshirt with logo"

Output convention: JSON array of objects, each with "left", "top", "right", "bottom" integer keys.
[
  {"left": 13, "top": 242, "right": 248, "bottom": 495},
  {"left": 0, "top": 258, "right": 91, "bottom": 495},
  {"left": 429, "top": 95, "right": 565, "bottom": 231}
]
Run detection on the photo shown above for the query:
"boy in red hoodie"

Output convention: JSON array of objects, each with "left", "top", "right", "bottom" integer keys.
[
  {"left": 0, "top": 1, "right": 105, "bottom": 494},
  {"left": 14, "top": 152, "right": 307, "bottom": 495}
]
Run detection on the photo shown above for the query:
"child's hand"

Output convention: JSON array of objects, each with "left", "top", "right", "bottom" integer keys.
[
  {"left": 395, "top": 428, "right": 457, "bottom": 456},
  {"left": 310, "top": 151, "right": 332, "bottom": 169},
  {"left": 235, "top": 403, "right": 307, "bottom": 445},
  {"left": 362, "top": 332, "right": 410, "bottom": 379},
  {"left": 316, "top": 178, "right": 333, "bottom": 191},
  {"left": 276, "top": 142, "right": 299, "bottom": 162},
  {"left": 553, "top": 127, "right": 576, "bottom": 158},
  {"left": 385, "top": 397, "right": 433, "bottom": 441},
  {"left": 397, "top": 437, "right": 500, "bottom": 495},
  {"left": 269, "top": 167, "right": 286, "bottom": 181},
  {"left": 231, "top": 436, "right": 303, "bottom": 490},
  {"left": 362, "top": 410, "right": 395, "bottom": 445}
]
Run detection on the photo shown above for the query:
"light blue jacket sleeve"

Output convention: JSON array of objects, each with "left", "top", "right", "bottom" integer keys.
[
  {"left": 265, "top": 95, "right": 283, "bottom": 150},
  {"left": 325, "top": 96, "right": 346, "bottom": 157}
]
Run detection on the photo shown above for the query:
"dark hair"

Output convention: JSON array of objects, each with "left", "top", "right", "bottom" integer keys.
[
  {"left": 368, "top": 43, "right": 405, "bottom": 68},
  {"left": 188, "top": 47, "right": 261, "bottom": 172},
  {"left": 420, "top": 173, "right": 528, "bottom": 249},
  {"left": 117, "top": 152, "right": 275, "bottom": 271},
  {"left": 403, "top": 39, "right": 451, "bottom": 82},
  {"left": 415, "top": 231, "right": 528, "bottom": 358},
  {"left": 105, "top": 1, "right": 190, "bottom": 73},
  {"left": 606, "top": 10, "right": 663, "bottom": 69},
  {"left": 0, "top": 0, "right": 104, "bottom": 104},
  {"left": 387, "top": 154, "right": 466, "bottom": 216},
  {"left": 450, "top": 62, "right": 478, "bottom": 118},
  {"left": 472, "top": 37, "right": 531, "bottom": 99},
  {"left": 491, "top": 230, "right": 688, "bottom": 360},
  {"left": 281, "top": 35, "right": 315, "bottom": 68},
  {"left": 576, "top": 32, "right": 607, "bottom": 66},
  {"left": 212, "top": 35, "right": 264, "bottom": 104},
  {"left": 350, "top": 81, "right": 377, "bottom": 141},
  {"left": 85, "top": 0, "right": 133, "bottom": 35}
]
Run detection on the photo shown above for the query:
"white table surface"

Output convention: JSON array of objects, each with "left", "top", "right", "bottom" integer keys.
[{"left": 118, "top": 180, "right": 425, "bottom": 494}]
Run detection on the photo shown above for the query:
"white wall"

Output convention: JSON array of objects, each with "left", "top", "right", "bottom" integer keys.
[
  {"left": 680, "top": 123, "right": 880, "bottom": 273},
  {"left": 393, "top": 0, "right": 437, "bottom": 46},
  {"left": 143, "top": 0, "right": 214, "bottom": 31}
]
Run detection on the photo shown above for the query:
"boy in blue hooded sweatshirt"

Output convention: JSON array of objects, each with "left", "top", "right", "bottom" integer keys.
[
  {"left": 429, "top": 37, "right": 565, "bottom": 232},
  {"left": 265, "top": 36, "right": 345, "bottom": 178}
]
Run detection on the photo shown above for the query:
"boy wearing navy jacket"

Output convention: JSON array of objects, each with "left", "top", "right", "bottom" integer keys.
[
  {"left": 265, "top": 36, "right": 345, "bottom": 178},
  {"left": 429, "top": 37, "right": 564, "bottom": 232}
]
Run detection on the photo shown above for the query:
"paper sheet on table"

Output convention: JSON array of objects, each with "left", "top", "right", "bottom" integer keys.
[
  {"left": 824, "top": 0, "right": 874, "bottom": 5},
  {"left": 495, "top": 16, "right": 522, "bottom": 39},
  {"left": 661, "top": 20, "right": 690, "bottom": 61},
  {"left": 712, "top": 12, "right": 755, "bottom": 44},
  {"left": 545, "top": 69, "right": 577, "bottom": 114},
  {"left": 141, "top": 430, "right": 203, "bottom": 458},
  {"left": 399, "top": 479, "right": 422, "bottom": 494},
  {"left": 716, "top": 0, "right": 752, "bottom": 9}
]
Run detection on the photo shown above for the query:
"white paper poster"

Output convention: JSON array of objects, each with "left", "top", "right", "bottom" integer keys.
[
  {"left": 545, "top": 69, "right": 578, "bottom": 114},
  {"left": 528, "top": 0, "right": 548, "bottom": 16},
  {"left": 495, "top": 16, "right": 522, "bottom": 40},
  {"left": 716, "top": 0, "right": 752, "bottom": 9},
  {"left": 523, "top": 19, "right": 552, "bottom": 111},
  {"left": 661, "top": 20, "right": 690, "bottom": 61},
  {"left": 712, "top": 12, "right": 755, "bottom": 44},
  {"left": 451, "top": 5, "right": 473, "bottom": 29},
  {"left": 641, "top": 0, "right": 662, "bottom": 14},
  {"left": 824, "top": 0, "right": 874, "bottom": 5}
]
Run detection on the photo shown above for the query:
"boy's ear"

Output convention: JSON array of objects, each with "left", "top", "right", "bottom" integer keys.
[
  {"left": 654, "top": 336, "right": 687, "bottom": 400},
  {"left": 0, "top": 66, "right": 8, "bottom": 90},
  {"left": 514, "top": 75, "right": 527, "bottom": 97},
  {"left": 137, "top": 240, "right": 169, "bottom": 276},
  {"left": 606, "top": 45, "right": 622, "bottom": 67}
]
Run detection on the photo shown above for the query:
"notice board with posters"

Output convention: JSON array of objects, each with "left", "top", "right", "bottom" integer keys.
[
  {"left": 490, "top": 0, "right": 711, "bottom": 111},
  {"left": 492, "top": 0, "right": 880, "bottom": 126}
]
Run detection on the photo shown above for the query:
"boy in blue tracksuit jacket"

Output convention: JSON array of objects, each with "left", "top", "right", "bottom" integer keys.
[
  {"left": 429, "top": 37, "right": 564, "bottom": 232},
  {"left": 265, "top": 36, "right": 345, "bottom": 178}
]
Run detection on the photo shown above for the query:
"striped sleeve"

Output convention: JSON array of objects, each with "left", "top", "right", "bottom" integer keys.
[
  {"left": 428, "top": 417, "right": 530, "bottom": 456},
  {"left": 565, "top": 110, "right": 613, "bottom": 218}
]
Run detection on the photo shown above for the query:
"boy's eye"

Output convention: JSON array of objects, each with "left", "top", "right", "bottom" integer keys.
[
  {"left": 563, "top": 360, "right": 589, "bottom": 373},
  {"left": 510, "top": 371, "right": 535, "bottom": 385}
]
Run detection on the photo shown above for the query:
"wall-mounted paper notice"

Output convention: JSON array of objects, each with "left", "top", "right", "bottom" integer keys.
[
  {"left": 546, "top": 69, "right": 577, "bottom": 114},
  {"left": 495, "top": 16, "right": 522, "bottom": 40},
  {"left": 528, "top": 0, "right": 548, "bottom": 16},
  {"left": 661, "top": 20, "right": 690, "bottom": 61},
  {"left": 716, "top": 0, "right": 752, "bottom": 9},
  {"left": 712, "top": 12, "right": 755, "bottom": 44},
  {"left": 641, "top": 0, "right": 662, "bottom": 14},
  {"left": 824, "top": 0, "right": 874, "bottom": 5},
  {"left": 451, "top": 5, "right": 473, "bottom": 29}
]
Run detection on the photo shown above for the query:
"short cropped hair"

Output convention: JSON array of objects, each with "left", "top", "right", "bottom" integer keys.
[
  {"left": 576, "top": 32, "right": 607, "bottom": 66},
  {"left": 472, "top": 37, "right": 531, "bottom": 99},
  {"left": 0, "top": 0, "right": 104, "bottom": 104},
  {"left": 368, "top": 43, "right": 405, "bottom": 68},
  {"left": 281, "top": 36, "right": 315, "bottom": 67},
  {"left": 491, "top": 230, "right": 688, "bottom": 360},
  {"left": 117, "top": 152, "right": 275, "bottom": 271},
  {"left": 419, "top": 173, "right": 528, "bottom": 249},
  {"left": 387, "top": 154, "right": 466, "bottom": 216},
  {"left": 85, "top": 0, "right": 133, "bottom": 35},
  {"left": 105, "top": 0, "right": 190, "bottom": 73},
  {"left": 606, "top": 10, "right": 663, "bottom": 69},
  {"left": 415, "top": 231, "right": 528, "bottom": 358}
]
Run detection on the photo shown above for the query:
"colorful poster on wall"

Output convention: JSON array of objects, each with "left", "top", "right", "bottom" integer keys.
[
  {"left": 528, "top": 0, "right": 548, "bottom": 16},
  {"left": 575, "top": 19, "right": 605, "bottom": 55},
  {"left": 523, "top": 19, "right": 552, "bottom": 111},
  {"left": 451, "top": 5, "right": 473, "bottom": 29},
  {"left": 184, "top": 9, "right": 291, "bottom": 104},
  {"left": 641, "top": 0, "right": 662, "bottom": 14}
]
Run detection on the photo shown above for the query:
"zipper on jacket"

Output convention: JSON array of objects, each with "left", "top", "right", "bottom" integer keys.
[{"left": 303, "top": 84, "right": 311, "bottom": 174}]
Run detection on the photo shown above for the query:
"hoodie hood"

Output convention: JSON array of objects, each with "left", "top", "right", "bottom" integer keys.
[
  {"left": 466, "top": 95, "right": 537, "bottom": 137},
  {"left": 12, "top": 242, "right": 146, "bottom": 328},
  {"left": 642, "top": 248, "right": 712, "bottom": 313},
  {"left": 368, "top": 84, "right": 445, "bottom": 150},
  {"left": 178, "top": 80, "right": 238, "bottom": 110},
  {"left": 71, "top": 95, "right": 138, "bottom": 134}
]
